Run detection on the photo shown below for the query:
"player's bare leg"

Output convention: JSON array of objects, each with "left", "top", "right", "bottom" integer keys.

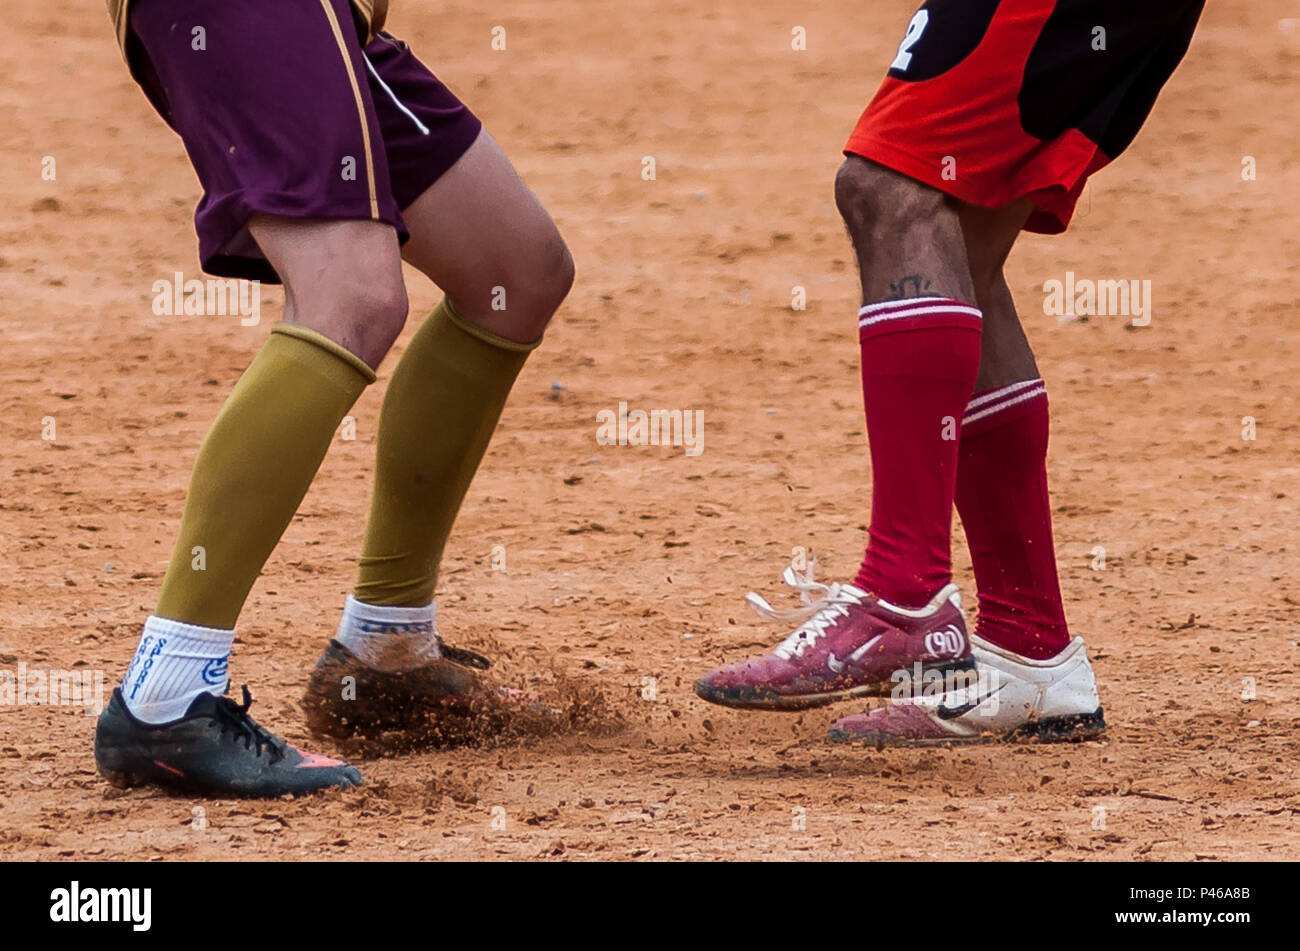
[
  {"left": 958, "top": 199, "right": 1039, "bottom": 391},
  {"left": 698, "top": 158, "right": 1103, "bottom": 739},
  {"left": 143, "top": 217, "right": 408, "bottom": 633},
  {"left": 302, "top": 130, "right": 574, "bottom": 743},
  {"left": 400, "top": 130, "right": 574, "bottom": 343},
  {"left": 834, "top": 157, "right": 975, "bottom": 304}
]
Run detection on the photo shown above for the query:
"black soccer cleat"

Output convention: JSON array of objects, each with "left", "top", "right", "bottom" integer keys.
[{"left": 94, "top": 684, "right": 362, "bottom": 797}]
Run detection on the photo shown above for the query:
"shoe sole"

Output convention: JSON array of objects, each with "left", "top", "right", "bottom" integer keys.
[
  {"left": 693, "top": 657, "right": 978, "bottom": 712},
  {"left": 94, "top": 743, "right": 189, "bottom": 791},
  {"left": 100, "top": 767, "right": 142, "bottom": 790},
  {"left": 96, "top": 762, "right": 361, "bottom": 797},
  {"left": 95, "top": 748, "right": 362, "bottom": 797},
  {"left": 827, "top": 707, "right": 1107, "bottom": 747}
]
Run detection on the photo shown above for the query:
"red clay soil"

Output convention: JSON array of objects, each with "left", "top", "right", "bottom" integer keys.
[{"left": 0, "top": 0, "right": 1296, "bottom": 859}]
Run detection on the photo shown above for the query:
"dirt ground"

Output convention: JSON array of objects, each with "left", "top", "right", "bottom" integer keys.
[{"left": 0, "top": 0, "right": 1297, "bottom": 861}]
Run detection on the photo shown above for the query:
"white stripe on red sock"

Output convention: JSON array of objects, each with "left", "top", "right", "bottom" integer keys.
[
  {"left": 965, "top": 378, "right": 1043, "bottom": 411},
  {"left": 857, "top": 297, "right": 981, "bottom": 329},
  {"left": 962, "top": 379, "right": 1046, "bottom": 426}
]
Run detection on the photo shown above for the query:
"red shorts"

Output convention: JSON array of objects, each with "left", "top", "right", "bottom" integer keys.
[{"left": 845, "top": 0, "right": 1204, "bottom": 234}]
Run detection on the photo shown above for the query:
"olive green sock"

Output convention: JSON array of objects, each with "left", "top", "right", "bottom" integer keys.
[
  {"left": 155, "top": 324, "right": 375, "bottom": 629},
  {"left": 353, "top": 299, "right": 537, "bottom": 606}
]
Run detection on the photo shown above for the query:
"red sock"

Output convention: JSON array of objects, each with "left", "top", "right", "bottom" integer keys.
[
  {"left": 955, "top": 380, "right": 1070, "bottom": 659},
  {"left": 853, "top": 297, "right": 982, "bottom": 607}
]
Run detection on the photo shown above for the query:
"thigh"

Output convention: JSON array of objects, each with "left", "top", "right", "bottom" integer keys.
[
  {"left": 398, "top": 130, "right": 570, "bottom": 336},
  {"left": 361, "top": 33, "right": 568, "bottom": 338}
]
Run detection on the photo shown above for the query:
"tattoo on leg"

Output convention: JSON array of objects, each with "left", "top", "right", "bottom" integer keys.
[{"left": 884, "top": 274, "right": 936, "bottom": 299}]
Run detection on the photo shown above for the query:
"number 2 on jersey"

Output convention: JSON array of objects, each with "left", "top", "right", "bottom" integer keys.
[{"left": 890, "top": 9, "right": 930, "bottom": 72}]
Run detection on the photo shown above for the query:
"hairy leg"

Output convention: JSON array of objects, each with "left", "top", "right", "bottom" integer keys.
[{"left": 836, "top": 157, "right": 975, "bottom": 305}]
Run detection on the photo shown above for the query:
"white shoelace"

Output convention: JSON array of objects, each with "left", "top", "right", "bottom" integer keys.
[{"left": 745, "top": 562, "right": 866, "bottom": 660}]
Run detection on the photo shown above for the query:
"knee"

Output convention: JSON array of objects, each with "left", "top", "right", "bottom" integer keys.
[
  {"left": 536, "top": 228, "right": 576, "bottom": 317},
  {"left": 835, "top": 157, "right": 947, "bottom": 241},
  {"left": 467, "top": 227, "right": 574, "bottom": 344},
  {"left": 517, "top": 227, "right": 574, "bottom": 330},
  {"left": 331, "top": 279, "right": 409, "bottom": 366}
]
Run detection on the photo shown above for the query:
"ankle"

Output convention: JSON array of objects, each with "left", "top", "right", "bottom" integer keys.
[
  {"left": 853, "top": 562, "right": 952, "bottom": 611},
  {"left": 335, "top": 595, "right": 442, "bottom": 672},
  {"left": 120, "top": 615, "right": 233, "bottom": 724}
]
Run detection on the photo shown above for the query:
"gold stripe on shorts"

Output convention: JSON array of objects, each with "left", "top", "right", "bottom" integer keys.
[{"left": 317, "top": 0, "right": 380, "bottom": 219}]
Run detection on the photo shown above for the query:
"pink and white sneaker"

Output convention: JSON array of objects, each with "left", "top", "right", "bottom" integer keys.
[
  {"left": 827, "top": 632, "right": 1106, "bottom": 746},
  {"left": 694, "top": 564, "right": 974, "bottom": 711}
]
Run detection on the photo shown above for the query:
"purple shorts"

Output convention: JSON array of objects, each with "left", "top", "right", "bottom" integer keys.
[{"left": 126, "top": 0, "right": 482, "bottom": 283}]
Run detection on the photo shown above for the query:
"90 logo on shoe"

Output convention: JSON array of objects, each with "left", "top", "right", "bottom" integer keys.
[{"left": 923, "top": 625, "right": 965, "bottom": 658}]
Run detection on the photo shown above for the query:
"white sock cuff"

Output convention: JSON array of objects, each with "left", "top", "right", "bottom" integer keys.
[
  {"left": 336, "top": 594, "right": 437, "bottom": 635},
  {"left": 143, "top": 615, "right": 236, "bottom": 649},
  {"left": 121, "top": 617, "right": 235, "bottom": 724},
  {"left": 335, "top": 595, "right": 442, "bottom": 671}
]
